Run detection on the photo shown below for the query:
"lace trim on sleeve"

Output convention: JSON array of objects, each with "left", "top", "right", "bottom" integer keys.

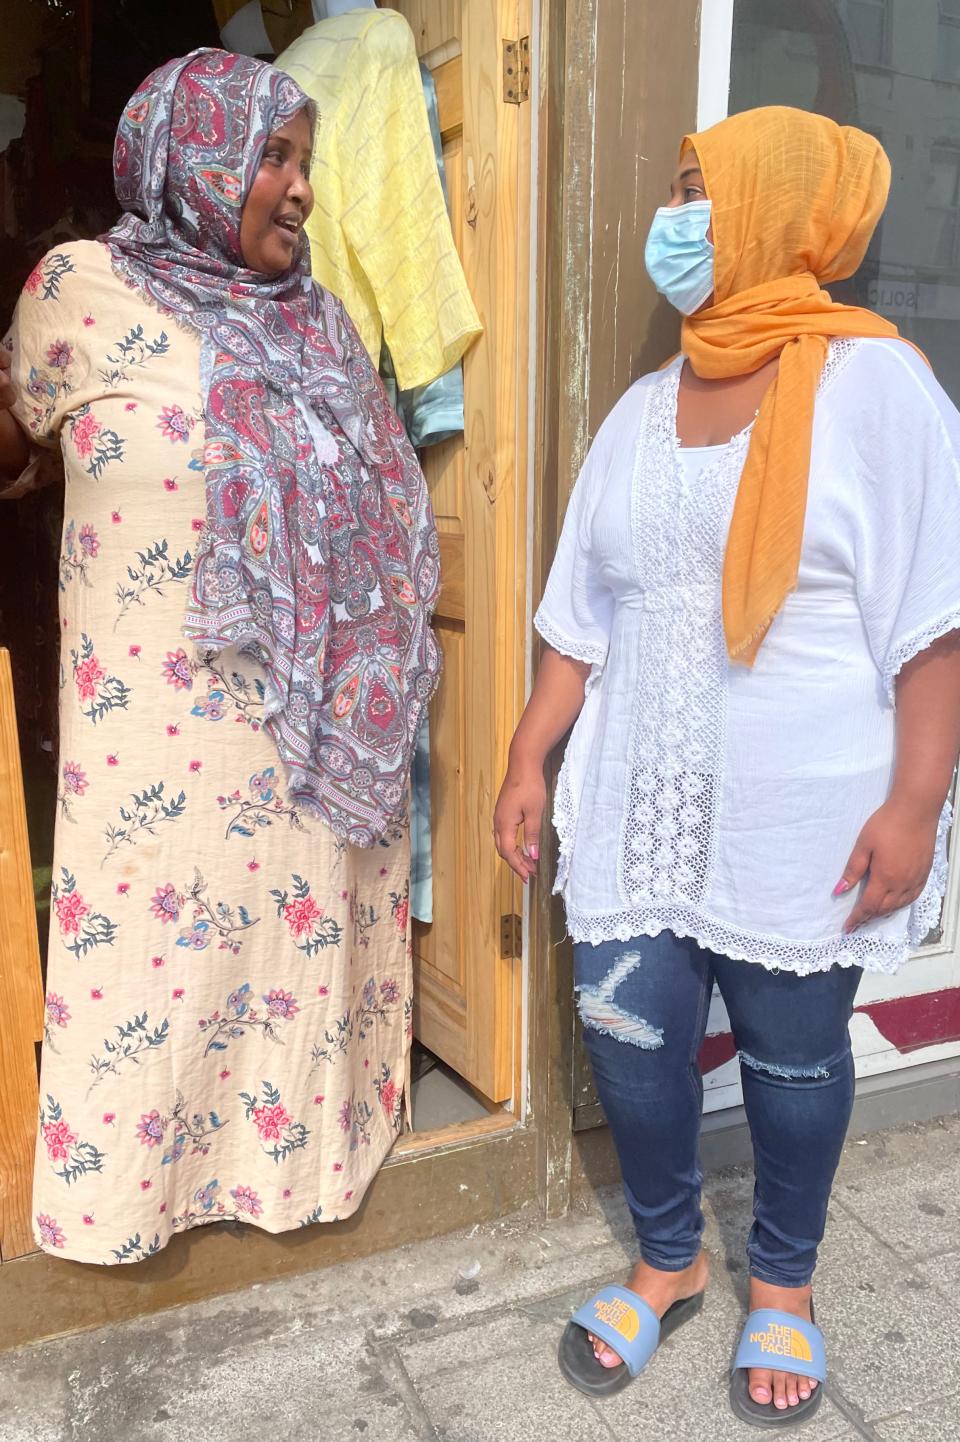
[
  {"left": 534, "top": 609, "right": 607, "bottom": 667},
  {"left": 884, "top": 610, "right": 960, "bottom": 706}
]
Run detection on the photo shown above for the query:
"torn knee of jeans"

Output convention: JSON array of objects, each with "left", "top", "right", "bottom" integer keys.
[
  {"left": 577, "top": 987, "right": 665, "bottom": 1049},
  {"left": 738, "top": 1050, "right": 830, "bottom": 1081}
]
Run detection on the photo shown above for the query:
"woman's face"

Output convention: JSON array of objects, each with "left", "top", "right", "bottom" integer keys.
[{"left": 239, "top": 108, "right": 314, "bottom": 275}]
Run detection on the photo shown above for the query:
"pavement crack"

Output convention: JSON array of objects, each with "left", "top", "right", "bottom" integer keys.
[
  {"left": 823, "top": 1381, "right": 885, "bottom": 1441},
  {"left": 371, "top": 1339, "right": 441, "bottom": 1442}
]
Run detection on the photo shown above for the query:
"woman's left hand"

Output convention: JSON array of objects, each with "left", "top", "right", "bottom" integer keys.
[{"left": 836, "top": 799, "right": 940, "bottom": 933}]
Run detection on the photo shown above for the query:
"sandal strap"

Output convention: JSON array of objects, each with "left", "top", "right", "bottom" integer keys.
[
  {"left": 570, "top": 1285, "right": 660, "bottom": 1378},
  {"left": 733, "top": 1308, "right": 827, "bottom": 1384}
]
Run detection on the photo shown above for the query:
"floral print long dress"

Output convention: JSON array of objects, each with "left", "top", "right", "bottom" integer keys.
[{"left": 6, "top": 242, "right": 412, "bottom": 1264}]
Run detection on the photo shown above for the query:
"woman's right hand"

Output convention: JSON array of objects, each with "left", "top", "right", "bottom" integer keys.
[{"left": 494, "top": 758, "right": 547, "bottom": 885}]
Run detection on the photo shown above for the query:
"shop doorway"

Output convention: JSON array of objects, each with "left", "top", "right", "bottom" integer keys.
[{"left": 0, "top": 0, "right": 532, "bottom": 1236}]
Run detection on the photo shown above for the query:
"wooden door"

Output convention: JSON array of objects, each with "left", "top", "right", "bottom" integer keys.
[{"left": 383, "top": 1, "right": 530, "bottom": 1102}]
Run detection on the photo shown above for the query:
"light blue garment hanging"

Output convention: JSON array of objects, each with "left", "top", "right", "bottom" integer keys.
[{"left": 383, "top": 61, "right": 467, "bottom": 924}]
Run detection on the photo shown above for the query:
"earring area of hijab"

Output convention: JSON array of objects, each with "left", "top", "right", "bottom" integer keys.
[{"left": 644, "top": 199, "right": 715, "bottom": 316}]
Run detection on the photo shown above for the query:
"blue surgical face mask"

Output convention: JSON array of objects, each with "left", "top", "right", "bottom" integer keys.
[{"left": 644, "top": 199, "right": 715, "bottom": 315}]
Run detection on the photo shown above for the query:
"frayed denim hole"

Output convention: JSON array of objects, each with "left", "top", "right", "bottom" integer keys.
[
  {"left": 575, "top": 949, "right": 665, "bottom": 1049},
  {"left": 739, "top": 1049, "right": 830, "bottom": 1081}
]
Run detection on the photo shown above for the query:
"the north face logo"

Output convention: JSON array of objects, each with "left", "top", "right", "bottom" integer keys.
[
  {"left": 593, "top": 1297, "right": 640, "bottom": 1344},
  {"left": 749, "top": 1324, "right": 812, "bottom": 1361}
]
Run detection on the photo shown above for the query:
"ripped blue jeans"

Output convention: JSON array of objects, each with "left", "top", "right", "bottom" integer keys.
[{"left": 575, "top": 931, "right": 862, "bottom": 1288}]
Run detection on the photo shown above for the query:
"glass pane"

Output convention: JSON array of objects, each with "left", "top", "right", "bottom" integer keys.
[
  {"left": 937, "top": 20, "right": 960, "bottom": 82},
  {"left": 846, "top": 1, "right": 886, "bottom": 65},
  {"left": 729, "top": 0, "right": 960, "bottom": 402}
]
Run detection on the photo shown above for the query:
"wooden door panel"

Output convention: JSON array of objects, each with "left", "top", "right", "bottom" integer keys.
[{"left": 384, "top": 0, "right": 525, "bottom": 1103}]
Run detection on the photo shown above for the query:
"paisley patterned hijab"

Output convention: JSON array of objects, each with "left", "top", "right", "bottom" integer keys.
[{"left": 103, "top": 49, "right": 441, "bottom": 846}]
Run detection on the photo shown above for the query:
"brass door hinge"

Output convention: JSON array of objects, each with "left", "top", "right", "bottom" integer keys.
[
  {"left": 502, "top": 37, "right": 531, "bottom": 104},
  {"left": 500, "top": 912, "right": 523, "bottom": 959}
]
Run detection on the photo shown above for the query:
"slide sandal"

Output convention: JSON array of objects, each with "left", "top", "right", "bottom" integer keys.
[
  {"left": 729, "top": 1307, "right": 827, "bottom": 1428},
  {"left": 558, "top": 1283, "right": 705, "bottom": 1398}
]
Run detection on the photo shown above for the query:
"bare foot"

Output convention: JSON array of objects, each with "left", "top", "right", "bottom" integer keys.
[
  {"left": 747, "top": 1278, "right": 819, "bottom": 1411},
  {"left": 589, "top": 1253, "right": 710, "bottom": 1368}
]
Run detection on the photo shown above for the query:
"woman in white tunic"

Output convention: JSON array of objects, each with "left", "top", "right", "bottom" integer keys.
[{"left": 495, "top": 107, "right": 960, "bottom": 1424}]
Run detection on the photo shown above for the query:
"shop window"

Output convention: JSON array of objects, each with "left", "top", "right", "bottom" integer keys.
[
  {"left": 938, "top": 0, "right": 960, "bottom": 84},
  {"left": 929, "top": 144, "right": 960, "bottom": 268},
  {"left": 841, "top": 0, "right": 891, "bottom": 66},
  {"left": 729, "top": 0, "right": 960, "bottom": 399}
]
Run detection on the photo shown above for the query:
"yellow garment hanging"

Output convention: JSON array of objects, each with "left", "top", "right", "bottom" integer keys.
[{"left": 277, "top": 9, "right": 482, "bottom": 390}]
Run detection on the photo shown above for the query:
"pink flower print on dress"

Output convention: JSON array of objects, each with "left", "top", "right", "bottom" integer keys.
[
  {"left": 162, "top": 649, "right": 193, "bottom": 691},
  {"left": 90, "top": 987, "right": 104, "bottom": 1001},
  {"left": 125, "top": 402, "right": 137, "bottom": 411},
  {"left": 74, "top": 654, "right": 105, "bottom": 702},
  {"left": 229, "top": 1185, "right": 263, "bottom": 1218},
  {"left": 129, "top": 645, "right": 141, "bottom": 659},
  {"left": 263, "top": 988, "right": 299, "bottom": 1020},
  {"left": 379, "top": 1080, "right": 398, "bottom": 1114},
  {"left": 192, "top": 518, "right": 204, "bottom": 532},
  {"left": 189, "top": 760, "right": 202, "bottom": 774},
  {"left": 55, "top": 889, "right": 90, "bottom": 935},
  {"left": 36, "top": 1214, "right": 66, "bottom": 1248},
  {"left": 150, "top": 883, "right": 181, "bottom": 925},
  {"left": 157, "top": 406, "right": 194, "bottom": 443},
  {"left": 116, "top": 883, "right": 130, "bottom": 896},
  {"left": 283, "top": 894, "right": 322, "bottom": 938},
  {"left": 46, "top": 340, "right": 74, "bottom": 369},
  {"left": 78, "top": 524, "right": 100, "bottom": 558},
  {"left": 111, "top": 511, "right": 122, "bottom": 524},
  {"left": 102, "top": 1113, "right": 116, "bottom": 1126},
  {"left": 83, "top": 314, "right": 95, "bottom": 327},
  {"left": 106, "top": 753, "right": 119, "bottom": 766},
  {"left": 136, "top": 1110, "right": 165, "bottom": 1148},
  {"left": 23, "top": 265, "right": 44, "bottom": 296},
  {"left": 70, "top": 411, "right": 102, "bottom": 459},
  {"left": 251, "top": 1101, "right": 292, "bottom": 1141},
  {"left": 380, "top": 978, "right": 401, "bottom": 1006},
  {"left": 61, "top": 761, "right": 87, "bottom": 797},
  {"left": 42, "top": 1117, "right": 78, "bottom": 1162},
  {"left": 163, "top": 478, "right": 178, "bottom": 491},
  {"left": 45, "top": 992, "right": 71, "bottom": 1029}
]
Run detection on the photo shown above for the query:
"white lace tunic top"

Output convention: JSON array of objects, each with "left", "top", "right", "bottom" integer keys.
[{"left": 536, "top": 339, "right": 960, "bottom": 975}]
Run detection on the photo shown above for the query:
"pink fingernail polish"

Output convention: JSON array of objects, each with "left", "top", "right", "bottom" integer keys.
[
  {"left": 833, "top": 879, "right": 851, "bottom": 897},
  {"left": 529, "top": 845, "right": 539, "bottom": 861}
]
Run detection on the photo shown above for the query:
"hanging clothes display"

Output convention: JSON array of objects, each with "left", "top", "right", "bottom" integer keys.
[{"left": 275, "top": 6, "right": 482, "bottom": 391}]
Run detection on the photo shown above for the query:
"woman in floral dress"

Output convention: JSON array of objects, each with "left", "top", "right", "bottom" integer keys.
[{"left": 0, "top": 49, "right": 438, "bottom": 1264}]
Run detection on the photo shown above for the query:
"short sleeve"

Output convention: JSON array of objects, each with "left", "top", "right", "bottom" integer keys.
[
  {"left": 2, "top": 249, "right": 87, "bottom": 498},
  {"left": 535, "top": 445, "right": 615, "bottom": 668},
  {"left": 851, "top": 341, "right": 960, "bottom": 702}
]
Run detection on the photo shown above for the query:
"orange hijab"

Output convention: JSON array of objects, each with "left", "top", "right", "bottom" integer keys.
[{"left": 683, "top": 107, "right": 913, "bottom": 665}]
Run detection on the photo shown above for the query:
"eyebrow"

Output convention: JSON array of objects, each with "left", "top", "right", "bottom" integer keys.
[{"left": 677, "top": 165, "right": 703, "bottom": 182}]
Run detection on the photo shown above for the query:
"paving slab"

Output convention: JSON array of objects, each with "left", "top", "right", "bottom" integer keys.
[
  {"left": 410, "top": 1310, "right": 614, "bottom": 1442},
  {"left": 830, "top": 1116, "right": 960, "bottom": 1263},
  {"left": 873, "top": 1393, "right": 960, "bottom": 1441}
]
